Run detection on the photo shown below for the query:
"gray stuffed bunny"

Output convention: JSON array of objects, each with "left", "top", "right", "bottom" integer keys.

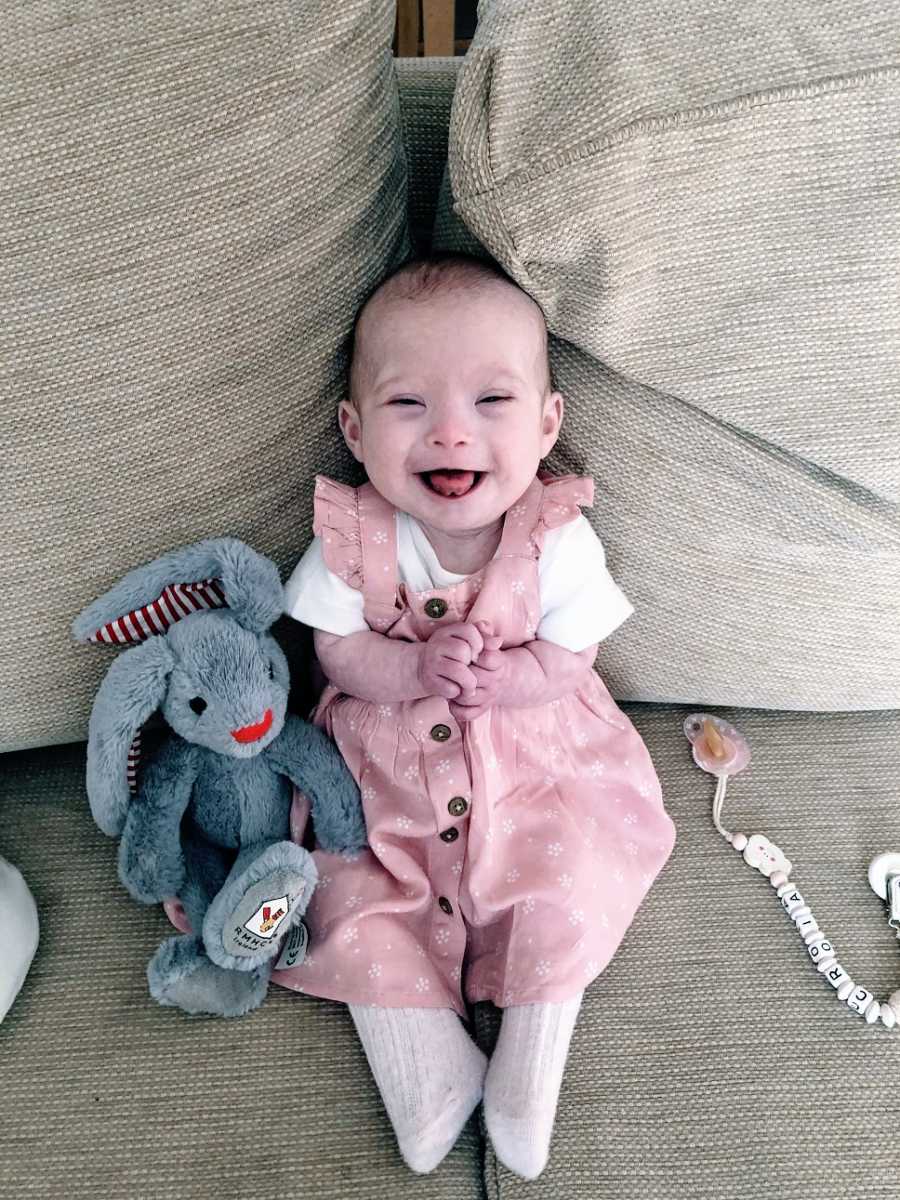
[{"left": 72, "top": 538, "right": 366, "bottom": 1018}]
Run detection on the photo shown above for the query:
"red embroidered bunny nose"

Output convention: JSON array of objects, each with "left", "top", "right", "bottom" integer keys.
[{"left": 231, "top": 708, "right": 273, "bottom": 743}]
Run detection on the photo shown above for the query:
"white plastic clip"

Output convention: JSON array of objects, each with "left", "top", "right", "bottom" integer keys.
[{"left": 888, "top": 875, "right": 900, "bottom": 929}]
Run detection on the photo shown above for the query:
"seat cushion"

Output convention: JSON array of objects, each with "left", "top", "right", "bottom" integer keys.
[
  {"left": 471, "top": 704, "right": 900, "bottom": 1199},
  {"left": 4, "top": 706, "right": 900, "bottom": 1197},
  {"left": 0, "top": 739, "right": 484, "bottom": 1199},
  {"left": 1, "top": 0, "right": 411, "bottom": 753},
  {"left": 435, "top": 0, "right": 900, "bottom": 711}
]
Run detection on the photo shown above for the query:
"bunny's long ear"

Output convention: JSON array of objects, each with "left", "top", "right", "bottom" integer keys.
[
  {"left": 85, "top": 637, "right": 175, "bottom": 836},
  {"left": 73, "top": 538, "right": 283, "bottom": 833},
  {"left": 71, "top": 537, "right": 283, "bottom": 645}
]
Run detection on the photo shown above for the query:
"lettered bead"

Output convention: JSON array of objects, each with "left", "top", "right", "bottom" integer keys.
[
  {"left": 823, "top": 962, "right": 849, "bottom": 989},
  {"left": 780, "top": 890, "right": 805, "bottom": 916},
  {"left": 808, "top": 938, "right": 834, "bottom": 964},
  {"left": 816, "top": 956, "right": 838, "bottom": 974},
  {"left": 837, "top": 979, "right": 856, "bottom": 1001},
  {"left": 805, "top": 928, "right": 827, "bottom": 945},
  {"left": 881, "top": 1005, "right": 897, "bottom": 1029},
  {"left": 791, "top": 905, "right": 813, "bottom": 924},
  {"left": 865, "top": 1001, "right": 882, "bottom": 1024},
  {"left": 847, "top": 987, "right": 874, "bottom": 1015},
  {"left": 795, "top": 917, "right": 819, "bottom": 938},
  {"left": 777, "top": 881, "right": 796, "bottom": 899},
  {"left": 769, "top": 871, "right": 788, "bottom": 889},
  {"left": 888, "top": 990, "right": 900, "bottom": 1020},
  {"left": 731, "top": 832, "right": 748, "bottom": 851}
]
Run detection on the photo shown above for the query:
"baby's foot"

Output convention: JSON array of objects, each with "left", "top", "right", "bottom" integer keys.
[
  {"left": 483, "top": 992, "right": 583, "bottom": 1179},
  {"left": 350, "top": 1005, "right": 488, "bottom": 1174}
]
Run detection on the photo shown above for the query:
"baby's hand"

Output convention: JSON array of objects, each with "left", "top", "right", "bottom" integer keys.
[
  {"left": 417, "top": 621, "right": 485, "bottom": 700},
  {"left": 448, "top": 620, "right": 506, "bottom": 722}
]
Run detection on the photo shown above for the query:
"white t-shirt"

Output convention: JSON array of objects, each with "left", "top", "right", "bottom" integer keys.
[{"left": 284, "top": 511, "right": 634, "bottom": 653}]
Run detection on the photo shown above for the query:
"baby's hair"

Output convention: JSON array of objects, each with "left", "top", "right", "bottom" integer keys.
[{"left": 346, "top": 250, "right": 553, "bottom": 406}]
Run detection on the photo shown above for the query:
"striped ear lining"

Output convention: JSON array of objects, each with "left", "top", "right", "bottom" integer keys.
[
  {"left": 127, "top": 729, "right": 141, "bottom": 795},
  {"left": 89, "top": 578, "right": 227, "bottom": 644}
]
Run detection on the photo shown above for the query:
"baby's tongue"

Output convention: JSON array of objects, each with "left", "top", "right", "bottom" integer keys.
[{"left": 428, "top": 469, "right": 476, "bottom": 497}]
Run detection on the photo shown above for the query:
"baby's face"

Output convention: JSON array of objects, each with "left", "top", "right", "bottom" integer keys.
[{"left": 338, "top": 287, "right": 563, "bottom": 535}]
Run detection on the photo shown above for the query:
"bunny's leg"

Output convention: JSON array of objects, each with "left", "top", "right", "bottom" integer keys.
[
  {"left": 348, "top": 1005, "right": 488, "bottom": 1175},
  {"left": 147, "top": 841, "right": 270, "bottom": 1017},
  {"left": 201, "top": 839, "right": 317, "bottom": 972},
  {"left": 483, "top": 991, "right": 583, "bottom": 1179}
]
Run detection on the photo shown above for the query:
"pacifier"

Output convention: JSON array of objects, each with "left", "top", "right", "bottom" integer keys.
[{"left": 683, "top": 713, "right": 751, "bottom": 777}]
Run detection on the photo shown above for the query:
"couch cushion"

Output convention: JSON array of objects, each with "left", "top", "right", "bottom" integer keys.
[
  {"left": 471, "top": 703, "right": 900, "bottom": 1198},
  {"left": 1, "top": 0, "right": 411, "bottom": 753},
  {"left": 4, "top": 706, "right": 900, "bottom": 1197},
  {"left": 0, "top": 740, "right": 485, "bottom": 1199},
  {"left": 395, "top": 57, "right": 461, "bottom": 254},
  {"left": 435, "top": 0, "right": 900, "bottom": 710}
]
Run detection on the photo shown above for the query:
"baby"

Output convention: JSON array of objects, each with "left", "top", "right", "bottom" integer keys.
[{"left": 279, "top": 251, "right": 676, "bottom": 1179}]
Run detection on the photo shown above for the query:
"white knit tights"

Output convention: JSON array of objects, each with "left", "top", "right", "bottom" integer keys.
[
  {"left": 349, "top": 992, "right": 583, "bottom": 1179},
  {"left": 483, "top": 991, "right": 584, "bottom": 1179},
  {"left": 349, "top": 1004, "right": 488, "bottom": 1174}
]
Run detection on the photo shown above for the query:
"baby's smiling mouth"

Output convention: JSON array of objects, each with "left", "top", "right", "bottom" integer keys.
[{"left": 418, "top": 469, "right": 485, "bottom": 498}]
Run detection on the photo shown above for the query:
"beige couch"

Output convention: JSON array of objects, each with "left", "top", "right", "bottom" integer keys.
[{"left": 4, "top": 4, "right": 900, "bottom": 1197}]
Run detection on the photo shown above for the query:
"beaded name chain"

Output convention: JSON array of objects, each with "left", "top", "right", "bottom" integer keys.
[{"left": 685, "top": 713, "right": 900, "bottom": 1030}]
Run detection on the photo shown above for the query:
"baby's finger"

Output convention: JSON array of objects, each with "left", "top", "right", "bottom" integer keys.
[
  {"left": 438, "top": 660, "right": 477, "bottom": 693},
  {"left": 474, "top": 649, "right": 503, "bottom": 672},
  {"left": 441, "top": 623, "right": 483, "bottom": 662},
  {"left": 451, "top": 685, "right": 487, "bottom": 707},
  {"left": 448, "top": 699, "right": 482, "bottom": 723}
]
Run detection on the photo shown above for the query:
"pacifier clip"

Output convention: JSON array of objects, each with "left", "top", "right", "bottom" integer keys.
[{"left": 685, "top": 713, "right": 900, "bottom": 1029}]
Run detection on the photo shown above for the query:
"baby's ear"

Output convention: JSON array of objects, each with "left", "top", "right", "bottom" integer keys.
[
  {"left": 541, "top": 390, "right": 564, "bottom": 443},
  {"left": 337, "top": 399, "right": 364, "bottom": 463}
]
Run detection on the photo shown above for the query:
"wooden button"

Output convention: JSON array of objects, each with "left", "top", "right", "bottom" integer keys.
[
  {"left": 424, "top": 598, "right": 448, "bottom": 618},
  {"left": 438, "top": 897, "right": 454, "bottom": 915},
  {"left": 430, "top": 723, "right": 451, "bottom": 741},
  {"left": 448, "top": 797, "right": 468, "bottom": 817},
  {"left": 440, "top": 827, "right": 459, "bottom": 843}
]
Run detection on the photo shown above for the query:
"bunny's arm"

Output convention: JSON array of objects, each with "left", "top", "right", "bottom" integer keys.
[
  {"left": 118, "top": 737, "right": 200, "bottom": 904},
  {"left": 265, "top": 715, "right": 367, "bottom": 854}
]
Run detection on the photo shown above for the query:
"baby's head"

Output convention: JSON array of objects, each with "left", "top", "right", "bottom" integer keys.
[{"left": 337, "top": 252, "right": 563, "bottom": 534}]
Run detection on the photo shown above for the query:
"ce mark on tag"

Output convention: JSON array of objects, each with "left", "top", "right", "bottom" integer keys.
[{"left": 274, "top": 921, "right": 309, "bottom": 971}]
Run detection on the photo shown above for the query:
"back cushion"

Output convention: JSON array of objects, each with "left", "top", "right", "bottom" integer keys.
[
  {"left": 2, "top": 1, "right": 410, "bottom": 751},
  {"left": 435, "top": 0, "right": 900, "bottom": 709}
]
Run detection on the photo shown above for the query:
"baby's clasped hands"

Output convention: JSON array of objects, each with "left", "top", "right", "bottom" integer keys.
[{"left": 416, "top": 617, "right": 505, "bottom": 722}]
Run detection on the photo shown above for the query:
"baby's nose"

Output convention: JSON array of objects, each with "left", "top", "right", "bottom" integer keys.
[{"left": 426, "top": 417, "right": 473, "bottom": 448}]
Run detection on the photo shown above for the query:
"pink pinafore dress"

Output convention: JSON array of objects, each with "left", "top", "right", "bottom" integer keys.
[{"left": 272, "top": 471, "right": 676, "bottom": 1016}]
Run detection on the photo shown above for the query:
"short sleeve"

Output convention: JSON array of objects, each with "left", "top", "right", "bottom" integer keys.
[
  {"left": 283, "top": 536, "right": 368, "bottom": 637},
  {"left": 536, "top": 515, "right": 635, "bottom": 652}
]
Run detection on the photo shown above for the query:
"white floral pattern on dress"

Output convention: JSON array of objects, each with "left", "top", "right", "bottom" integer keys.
[{"left": 275, "top": 472, "right": 677, "bottom": 1016}]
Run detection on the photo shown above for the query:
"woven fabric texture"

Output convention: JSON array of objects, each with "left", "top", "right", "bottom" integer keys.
[
  {"left": 1, "top": 1, "right": 412, "bottom": 753},
  {"left": 470, "top": 703, "right": 900, "bottom": 1200},
  {"left": 0, "top": 740, "right": 485, "bottom": 1199},
  {"left": 395, "top": 57, "right": 460, "bottom": 254},
  {"left": 436, "top": 0, "right": 900, "bottom": 710},
  {"left": 5, "top": 708, "right": 900, "bottom": 1198}
]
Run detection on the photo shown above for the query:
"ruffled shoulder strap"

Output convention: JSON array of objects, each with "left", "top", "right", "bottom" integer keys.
[
  {"left": 529, "top": 471, "right": 595, "bottom": 556},
  {"left": 311, "top": 474, "right": 401, "bottom": 631},
  {"left": 312, "top": 473, "right": 363, "bottom": 590}
]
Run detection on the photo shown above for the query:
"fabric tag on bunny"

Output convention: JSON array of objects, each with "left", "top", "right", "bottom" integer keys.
[
  {"left": 274, "top": 921, "right": 308, "bottom": 970},
  {"left": 244, "top": 895, "right": 291, "bottom": 940}
]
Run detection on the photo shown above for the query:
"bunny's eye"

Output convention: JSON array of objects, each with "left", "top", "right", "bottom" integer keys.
[
  {"left": 268, "top": 662, "right": 275, "bottom": 681},
  {"left": 189, "top": 696, "right": 207, "bottom": 715}
]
